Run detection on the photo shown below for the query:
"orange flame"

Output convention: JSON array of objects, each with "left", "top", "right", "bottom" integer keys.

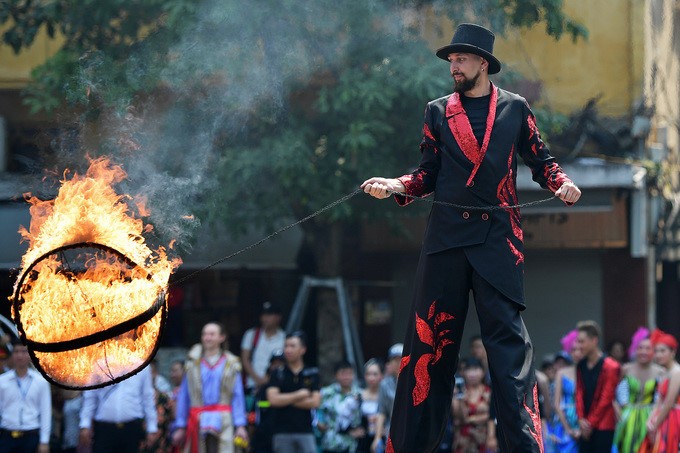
[{"left": 13, "top": 157, "right": 181, "bottom": 388}]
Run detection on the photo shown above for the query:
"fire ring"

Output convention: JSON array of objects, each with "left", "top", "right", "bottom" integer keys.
[{"left": 12, "top": 241, "right": 168, "bottom": 390}]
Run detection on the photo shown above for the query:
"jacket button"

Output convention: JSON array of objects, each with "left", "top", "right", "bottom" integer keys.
[
  {"left": 482, "top": 213, "right": 489, "bottom": 221},
  {"left": 469, "top": 180, "right": 475, "bottom": 187},
  {"left": 462, "top": 211, "right": 470, "bottom": 219}
]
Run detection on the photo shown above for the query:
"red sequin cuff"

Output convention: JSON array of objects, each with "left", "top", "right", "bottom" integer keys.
[
  {"left": 394, "top": 174, "right": 416, "bottom": 206},
  {"left": 544, "top": 164, "right": 574, "bottom": 206}
]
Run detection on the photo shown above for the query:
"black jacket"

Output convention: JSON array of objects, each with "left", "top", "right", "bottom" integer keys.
[{"left": 396, "top": 84, "right": 572, "bottom": 306}]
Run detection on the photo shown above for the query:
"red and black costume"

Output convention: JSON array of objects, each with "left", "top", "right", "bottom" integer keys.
[
  {"left": 385, "top": 83, "right": 573, "bottom": 453},
  {"left": 575, "top": 356, "right": 620, "bottom": 452}
]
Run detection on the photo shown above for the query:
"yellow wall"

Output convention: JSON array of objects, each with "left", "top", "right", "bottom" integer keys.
[
  {"left": 427, "top": 0, "right": 644, "bottom": 117},
  {"left": 2, "top": 1, "right": 644, "bottom": 116},
  {"left": 644, "top": 0, "right": 680, "bottom": 203},
  {"left": 0, "top": 25, "right": 62, "bottom": 89}
]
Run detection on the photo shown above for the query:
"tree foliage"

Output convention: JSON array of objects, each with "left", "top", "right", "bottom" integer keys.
[{"left": 1, "top": 0, "right": 587, "bottom": 269}]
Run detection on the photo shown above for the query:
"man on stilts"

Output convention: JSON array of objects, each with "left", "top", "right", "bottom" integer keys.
[{"left": 362, "top": 23, "right": 581, "bottom": 453}]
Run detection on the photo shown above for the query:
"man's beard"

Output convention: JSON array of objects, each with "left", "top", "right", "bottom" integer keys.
[{"left": 453, "top": 70, "right": 481, "bottom": 93}]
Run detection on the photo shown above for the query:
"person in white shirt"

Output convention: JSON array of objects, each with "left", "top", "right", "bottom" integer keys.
[
  {"left": 0, "top": 338, "right": 51, "bottom": 453},
  {"left": 79, "top": 364, "right": 158, "bottom": 453},
  {"left": 240, "top": 301, "right": 286, "bottom": 392}
]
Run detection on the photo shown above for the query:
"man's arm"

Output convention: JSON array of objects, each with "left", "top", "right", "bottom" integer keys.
[
  {"left": 79, "top": 389, "right": 97, "bottom": 447},
  {"left": 240, "top": 349, "right": 259, "bottom": 385},
  {"left": 517, "top": 101, "right": 581, "bottom": 204},
  {"left": 585, "top": 361, "right": 620, "bottom": 427},
  {"left": 362, "top": 102, "right": 441, "bottom": 204},
  {"left": 240, "top": 329, "right": 261, "bottom": 385},
  {"left": 141, "top": 369, "right": 158, "bottom": 434},
  {"left": 79, "top": 390, "right": 97, "bottom": 429},
  {"left": 292, "top": 390, "right": 321, "bottom": 410},
  {"left": 266, "top": 386, "right": 309, "bottom": 407},
  {"left": 574, "top": 365, "right": 592, "bottom": 437},
  {"left": 38, "top": 378, "right": 51, "bottom": 446}
]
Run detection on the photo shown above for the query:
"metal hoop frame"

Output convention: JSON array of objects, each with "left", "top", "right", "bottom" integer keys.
[{"left": 11, "top": 241, "right": 168, "bottom": 390}]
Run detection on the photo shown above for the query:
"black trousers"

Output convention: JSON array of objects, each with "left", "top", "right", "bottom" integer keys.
[
  {"left": 92, "top": 419, "right": 145, "bottom": 453},
  {"left": 0, "top": 429, "right": 39, "bottom": 453},
  {"left": 387, "top": 247, "right": 543, "bottom": 453},
  {"left": 579, "top": 429, "right": 614, "bottom": 453}
]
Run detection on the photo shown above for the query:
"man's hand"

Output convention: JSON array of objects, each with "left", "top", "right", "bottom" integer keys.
[
  {"left": 144, "top": 431, "right": 160, "bottom": 448},
  {"left": 371, "top": 436, "right": 381, "bottom": 453},
  {"left": 578, "top": 418, "right": 592, "bottom": 440},
  {"left": 361, "top": 177, "right": 405, "bottom": 199},
  {"left": 297, "top": 388, "right": 311, "bottom": 399},
  {"left": 555, "top": 181, "right": 581, "bottom": 204},
  {"left": 79, "top": 428, "right": 92, "bottom": 447},
  {"left": 38, "top": 443, "right": 49, "bottom": 453}
]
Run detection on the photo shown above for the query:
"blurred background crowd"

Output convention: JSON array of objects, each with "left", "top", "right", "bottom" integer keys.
[{"left": 1, "top": 301, "right": 678, "bottom": 453}]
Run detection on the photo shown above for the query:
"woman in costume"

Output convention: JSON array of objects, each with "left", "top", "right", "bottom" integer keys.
[
  {"left": 639, "top": 329, "right": 680, "bottom": 453},
  {"left": 550, "top": 330, "right": 582, "bottom": 452},
  {"left": 452, "top": 358, "right": 492, "bottom": 453},
  {"left": 357, "top": 359, "right": 384, "bottom": 453},
  {"left": 611, "top": 327, "right": 663, "bottom": 453}
]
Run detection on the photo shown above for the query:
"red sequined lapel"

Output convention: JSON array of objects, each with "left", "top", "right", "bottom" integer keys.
[{"left": 446, "top": 83, "right": 498, "bottom": 187}]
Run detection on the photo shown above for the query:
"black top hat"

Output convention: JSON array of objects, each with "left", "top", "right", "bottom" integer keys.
[{"left": 435, "top": 23, "right": 502, "bottom": 74}]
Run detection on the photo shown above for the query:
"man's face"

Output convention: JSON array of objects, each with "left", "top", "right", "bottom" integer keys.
[
  {"left": 201, "top": 323, "right": 226, "bottom": 351},
  {"left": 385, "top": 356, "right": 401, "bottom": 376},
  {"left": 335, "top": 367, "right": 355, "bottom": 389},
  {"left": 260, "top": 313, "right": 281, "bottom": 329},
  {"left": 576, "top": 331, "right": 597, "bottom": 357},
  {"left": 448, "top": 52, "right": 484, "bottom": 93},
  {"left": 11, "top": 345, "right": 31, "bottom": 369},
  {"left": 284, "top": 337, "right": 306, "bottom": 363},
  {"left": 169, "top": 362, "right": 184, "bottom": 386}
]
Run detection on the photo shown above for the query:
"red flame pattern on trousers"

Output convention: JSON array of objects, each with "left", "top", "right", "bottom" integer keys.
[
  {"left": 523, "top": 383, "right": 545, "bottom": 453},
  {"left": 400, "top": 300, "right": 456, "bottom": 407}
]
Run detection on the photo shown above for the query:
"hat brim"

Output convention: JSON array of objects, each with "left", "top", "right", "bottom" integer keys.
[{"left": 435, "top": 43, "right": 501, "bottom": 74}]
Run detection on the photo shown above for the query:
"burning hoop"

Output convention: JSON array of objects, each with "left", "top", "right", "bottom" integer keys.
[
  {"left": 11, "top": 158, "right": 180, "bottom": 389},
  {"left": 12, "top": 242, "right": 168, "bottom": 389}
]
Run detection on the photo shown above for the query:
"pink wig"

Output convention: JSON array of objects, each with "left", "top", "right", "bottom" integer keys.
[
  {"left": 628, "top": 327, "right": 650, "bottom": 360},
  {"left": 560, "top": 329, "right": 578, "bottom": 354}
]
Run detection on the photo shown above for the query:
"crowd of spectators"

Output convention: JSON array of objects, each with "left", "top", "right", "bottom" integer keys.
[{"left": 0, "top": 308, "right": 679, "bottom": 453}]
